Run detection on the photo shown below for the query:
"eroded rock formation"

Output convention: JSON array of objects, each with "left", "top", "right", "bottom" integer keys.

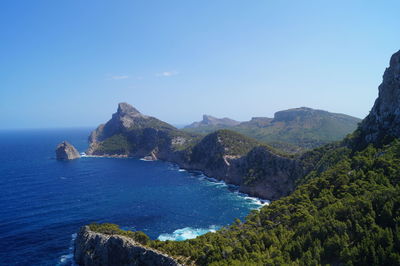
[
  {"left": 360, "top": 50, "right": 400, "bottom": 144},
  {"left": 74, "top": 226, "right": 181, "bottom": 266},
  {"left": 55, "top": 141, "right": 80, "bottom": 160}
]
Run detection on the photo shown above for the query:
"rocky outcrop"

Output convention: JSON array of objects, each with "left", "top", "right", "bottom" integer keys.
[
  {"left": 74, "top": 226, "right": 181, "bottom": 266},
  {"left": 359, "top": 50, "right": 400, "bottom": 144},
  {"left": 87, "top": 103, "right": 193, "bottom": 158},
  {"left": 55, "top": 141, "right": 80, "bottom": 160},
  {"left": 233, "top": 146, "right": 304, "bottom": 200},
  {"left": 172, "top": 130, "right": 305, "bottom": 200},
  {"left": 88, "top": 103, "right": 151, "bottom": 148},
  {"left": 185, "top": 114, "right": 240, "bottom": 128}
]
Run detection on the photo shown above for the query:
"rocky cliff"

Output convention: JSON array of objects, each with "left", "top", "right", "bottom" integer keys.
[
  {"left": 359, "top": 50, "right": 400, "bottom": 145},
  {"left": 55, "top": 141, "right": 80, "bottom": 160},
  {"left": 87, "top": 104, "right": 314, "bottom": 200},
  {"left": 234, "top": 146, "right": 304, "bottom": 200},
  {"left": 74, "top": 226, "right": 181, "bottom": 266},
  {"left": 87, "top": 103, "right": 196, "bottom": 158},
  {"left": 176, "top": 130, "right": 305, "bottom": 200}
]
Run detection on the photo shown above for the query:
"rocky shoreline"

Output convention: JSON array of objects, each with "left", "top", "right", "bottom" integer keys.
[
  {"left": 74, "top": 226, "right": 181, "bottom": 266},
  {"left": 86, "top": 104, "right": 306, "bottom": 201},
  {"left": 84, "top": 153, "right": 276, "bottom": 202}
]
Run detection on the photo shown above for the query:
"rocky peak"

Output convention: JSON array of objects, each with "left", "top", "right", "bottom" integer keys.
[
  {"left": 186, "top": 115, "right": 240, "bottom": 128},
  {"left": 56, "top": 141, "right": 80, "bottom": 160},
  {"left": 117, "top": 102, "right": 144, "bottom": 118},
  {"left": 202, "top": 114, "right": 216, "bottom": 123},
  {"left": 359, "top": 50, "right": 400, "bottom": 144},
  {"left": 96, "top": 103, "right": 149, "bottom": 140}
]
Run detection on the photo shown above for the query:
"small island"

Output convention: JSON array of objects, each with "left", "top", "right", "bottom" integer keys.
[{"left": 55, "top": 141, "right": 80, "bottom": 160}]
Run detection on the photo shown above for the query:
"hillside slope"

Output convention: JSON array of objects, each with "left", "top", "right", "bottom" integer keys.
[{"left": 184, "top": 107, "right": 361, "bottom": 153}]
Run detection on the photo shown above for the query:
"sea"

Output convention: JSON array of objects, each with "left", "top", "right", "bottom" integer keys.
[{"left": 0, "top": 128, "right": 268, "bottom": 265}]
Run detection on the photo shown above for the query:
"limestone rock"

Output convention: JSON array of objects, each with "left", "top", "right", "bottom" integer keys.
[
  {"left": 86, "top": 102, "right": 184, "bottom": 157},
  {"left": 74, "top": 226, "right": 181, "bottom": 266},
  {"left": 56, "top": 141, "right": 80, "bottom": 160},
  {"left": 360, "top": 50, "right": 400, "bottom": 144}
]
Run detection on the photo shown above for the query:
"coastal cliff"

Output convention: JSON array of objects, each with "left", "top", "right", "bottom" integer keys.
[
  {"left": 75, "top": 50, "right": 400, "bottom": 266},
  {"left": 87, "top": 102, "right": 196, "bottom": 159},
  {"left": 85, "top": 98, "right": 361, "bottom": 200},
  {"left": 176, "top": 130, "right": 306, "bottom": 200},
  {"left": 74, "top": 226, "right": 181, "bottom": 266},
  {"left": 87, "top": 108, "right": 305, "bottom": 200}
]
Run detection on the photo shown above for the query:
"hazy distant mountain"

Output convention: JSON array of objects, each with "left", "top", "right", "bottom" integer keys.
[
  {"left": 185, "top": 115, "right": 241, "bottom": 129},
  {"left": 184, "top": 107, "right": 361, "bottom": 153}
]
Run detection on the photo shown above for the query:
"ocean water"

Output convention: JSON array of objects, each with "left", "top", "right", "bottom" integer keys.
[{"left": 0, "top": 128, "right": 267, "bottom": 265}]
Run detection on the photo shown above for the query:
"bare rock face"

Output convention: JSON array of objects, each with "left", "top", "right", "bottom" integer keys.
[
  {"left": 86, "top": 102, "right": 184, "bottom": 157},
  {"left": 74, "top": 226, "right": 181, "bottom": 266},
  {"left": 234, "top": 146, "right": 304, "bottom": 200},
  {"left": 88, "top": 103, "right": 148, "bottom": 146},
  {"left": 97, "top": 102, "right": 148, "bottom": 141},
  {"left": 360, "top": 50, "right": 400, "bottom": 144},
  {"left": 56, "top": 141, "right": 80, "bottom": 160}
]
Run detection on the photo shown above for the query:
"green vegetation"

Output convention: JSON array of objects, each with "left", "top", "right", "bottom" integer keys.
[
  {"left": 184, "top": 109, "right": 361, "bottom": 154},
  {"left": 95, "top": 118, "right": 201, "bottom": 156},
  {"left": 208, "top": 129, "right": 261, "bottom": 156},
  {"left": 96, "top": 134, "right": 133, "bottom": 155},
  {"left": 189, "top": 130, "right": 263, "bottom": 170},
  {"left": 88, "top": 102, "right": 400, "bottom": 265},
  {"left": 89, "top": 223, "right": 150, "bottom": 245},
  {"left": 93, "top": 138, "right": 400, "bottom": 265}
]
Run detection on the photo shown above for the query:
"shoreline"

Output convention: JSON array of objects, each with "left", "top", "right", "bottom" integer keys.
[
  {"left": 81, "top": 152, "right": 271, "bottom": 202},
  {"left": 78, "top": 151, "right": 270, "bottom": 243}
]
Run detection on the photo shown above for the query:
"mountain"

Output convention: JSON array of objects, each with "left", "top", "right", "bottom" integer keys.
[
  {"left": 87, "top": 104, "right": 307, "bottom": 200},
  {"left": 76, "top": 50, "right": 400, "bottom": 266},
  {"left": 87, "top": 102, "right": 199, "bottom": 158},
  {"left": 184, "top": 107, "right": 361, "bottom": 153},
  {"left": 185, "top": 115, "right": 241, "bottom": 129}
]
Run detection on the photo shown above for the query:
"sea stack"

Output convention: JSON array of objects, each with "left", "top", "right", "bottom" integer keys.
[{"left": 56, "top": 141, "right": 81, "bottom": 160}]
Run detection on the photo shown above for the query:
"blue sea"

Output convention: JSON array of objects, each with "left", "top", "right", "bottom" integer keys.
[{"left": 0, "top": 128, "right": 267, "bottom": 265}]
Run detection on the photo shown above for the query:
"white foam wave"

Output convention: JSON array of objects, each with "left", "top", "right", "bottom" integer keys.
[
  {"left": 171, "top": 164, "right": 270, "bottom": 209},
  {"left": 157, "top": 225, "right": 219, "bottom": 241},
  {"left": 57, "top": 233, "right": 78, "bottom": 265},
  {"left": 240, "top": 193, "right": 270, "bottom": 209},
  {"left": 205, "top": 181, "right": 228, "bottom": 188}
]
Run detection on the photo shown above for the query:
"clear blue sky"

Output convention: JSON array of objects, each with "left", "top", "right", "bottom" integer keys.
[{"left": 1, "top": 0, "right": 399, "bottom": 129}]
